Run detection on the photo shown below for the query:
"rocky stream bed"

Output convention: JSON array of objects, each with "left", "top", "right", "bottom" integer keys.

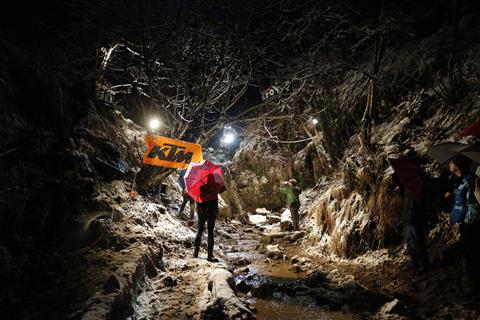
[{"left": 122, "top": 206, "right": 418, "bottom": 320}]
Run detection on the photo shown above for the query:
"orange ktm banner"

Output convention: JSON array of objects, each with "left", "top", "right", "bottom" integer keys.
[{"left": 143, "top": 135, "right": 203, "bottom": 169}]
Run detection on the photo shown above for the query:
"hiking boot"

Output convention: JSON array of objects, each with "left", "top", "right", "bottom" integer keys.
[
  {"left": 207, "top": 256, "right": 219, "bottom": 263},
  {"left": 193, "top": 247, "right": 199, "bottom": 258}
]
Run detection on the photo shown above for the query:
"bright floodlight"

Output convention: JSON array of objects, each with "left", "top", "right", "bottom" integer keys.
[
  {"left": 149, "top": 118, "right": 160, "bottom": 130},
  {"left": 223, "top": 133, "right": 235, "bottom": 144},
  {"left": 312, "top": 118, "right": 319, "bottom": 125}
]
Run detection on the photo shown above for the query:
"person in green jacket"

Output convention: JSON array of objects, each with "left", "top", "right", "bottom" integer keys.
[{"left": 279, "top": 179, "right": 301, "bottom": 231}]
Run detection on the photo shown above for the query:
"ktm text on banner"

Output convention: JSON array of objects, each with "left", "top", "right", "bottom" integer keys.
[{"left": 143, "top": 135, "right": 203, "bottom": 169}]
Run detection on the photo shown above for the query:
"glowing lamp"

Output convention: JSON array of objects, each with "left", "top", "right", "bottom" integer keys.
[
  {"left": 223, "top": 133, "right": 235, "bottom": 144},
  {"left": 148, "top": 118, "right": 161, "bottom": 130}
]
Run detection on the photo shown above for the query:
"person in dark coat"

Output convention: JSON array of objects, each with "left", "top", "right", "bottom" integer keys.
[
  {"left": 447, "top": 155, "right": 480, "bottom": 294},
  {"left": 193, "top": 175, "right": 224, "bottom": 262},
  {"left": 393, "top": 174, "right": 428, "bottom": 271},
  {"left": 447, "top": 155, "right": 478, "bottom": 224}
]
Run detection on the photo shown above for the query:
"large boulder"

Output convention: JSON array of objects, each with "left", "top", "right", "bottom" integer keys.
[
  {"left": 248, "top": 214, "right": 267, "bottom": 226},
  {"left": 280, "top": 208, "right": 293, "bottom": 231},
  {"left": 265, "top": 244, "right": 284, "bottom": 260}
]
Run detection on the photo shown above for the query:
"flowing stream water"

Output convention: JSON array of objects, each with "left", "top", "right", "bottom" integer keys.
[{"left": 226, "top": 233, "right": 354, "bottom": 320}]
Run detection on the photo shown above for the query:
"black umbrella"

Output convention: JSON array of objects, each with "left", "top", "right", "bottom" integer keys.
[
  {"left": 426, "top": 142, "right": 470, "bottom": 164},
  {"left": 460, "top": 146, "right": 480, "bottom": 165},
  {"left": 458, "top": 146, "right": 480, "bottom": 177}
]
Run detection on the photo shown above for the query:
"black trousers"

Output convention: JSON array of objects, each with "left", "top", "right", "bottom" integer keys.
[
  {"left": 194, "top": 199, "right": 218, "bottom": 256},
  {"left": 461, "top": 221, "right": 480, "bottom": 292},
  {"left": 289, "top": 201, "right": 300, "bottom": 231}
]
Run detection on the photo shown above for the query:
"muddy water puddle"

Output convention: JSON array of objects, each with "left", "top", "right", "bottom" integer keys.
[
  {"left": 229, "top": 232, "right": 354, "bottom": 320},
  {"left": 255, "top": 298, "right": 351, "bottom": 320}
]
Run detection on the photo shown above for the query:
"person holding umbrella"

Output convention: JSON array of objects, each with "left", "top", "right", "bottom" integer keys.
[
  {"left": 426, "top": 143, "right": 479, "bottom": 223},
  {"left": 447, "top": 155, "right": 480, "bottom": 294},
  {"left": 446, "top": 155, "right": 478, "bottom": 224},
  {"left": 183, "top": 160, "right": 226, "bottom": 262}
]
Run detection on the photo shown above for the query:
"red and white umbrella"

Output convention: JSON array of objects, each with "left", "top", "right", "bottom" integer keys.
[{"left": 184, "top": 160, "right": 225, "bottom": 203}]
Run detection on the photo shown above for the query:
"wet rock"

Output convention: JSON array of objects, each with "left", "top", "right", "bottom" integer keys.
[
  {"left": 261, "top": 232, "right": 288, "bottom": 245},
  {"left": 280, "top": 220, "right": 293, "bottom": 231},
  {"left": 162, "top": 275, "right": 178, "bottom": 287},
  {"left": 230, "top": 219, "right": 241, "bottom": 226},
  {"left": 287, "top": 231, "right": 305, "bottom": 242},
  {"left": 325, "top": 269, "right": 342, "bottom": 283},
  {"left": 291, "top": 255, "right": 311, "bottom": 265},
  {"left": 230, "top": 256, "right": 251, "bottom": 266},
  {"left": 103, "top": 274, "right": 121, "bottom": 293},
  {"left": 292, "top": 284, "right": 310, "bottom": 295},
  {"left": 218, "top": 229, "right": 234, "bottom": 239},
  {"left": 305, "top": 271, "right": 327, "bottom": 287},
  {"left": 292, "top": 264, "right": 303, "bottom": 273},
  {"left": 111, "top": 205, "right": 126, "bottom": 222},
  {"left": 252, "top": 282, "right": 277, "bottom": 298},
  {"left": 236, "top": 280, "right": 252, "bottom": 293},
  {"left": 265, "top": 244, "right": 284, "bottom": 260},
  {"left": 260, "top": 234, "right": 275, "bottom": 244},
  {"left": 310, "top": 287, "right": 343, "bottom": 306},
  {"left": 257, "top": 244, "right": 266, "bottom": 254},
  {"left": 234, "top": 267, "right": 249, "bottom": 275},
  {"left": 267, "top": 215, "right": 281, "bottom": 224},
  {"left": 377, "top": 299, "right": 406, "bottom": 318},
  {"left": 280, "top": 209, "right": 293, "bottom": 231},
  {"left": 255, "top": 208, "right": 271, "bottom": 215},
  {"left": 225, "top": 245, "right": 237, "bottom": 252},
  {"left": 248, "top": 214, "right": 267, "bottom": 225}
]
